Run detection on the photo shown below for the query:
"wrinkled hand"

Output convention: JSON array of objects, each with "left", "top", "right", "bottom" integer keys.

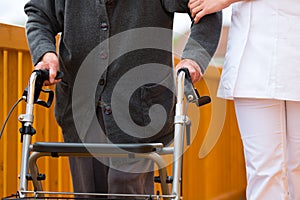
[
  {"left": 34, "top": 52, "right": 60, "bottom": 85},
  {"left": 175, "top": 59, "right": 202, "bottom": 83},
  {"left": 189, "top": 0, "right": 233, "bottom": 24}
]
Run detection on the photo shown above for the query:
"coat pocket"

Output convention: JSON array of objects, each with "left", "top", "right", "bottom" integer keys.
[
  {"left": 54, "top": 80, "right": 71, "bottom": 127},
  {"left": 138, "top": 82, "right": 175, "bottom": 139}
]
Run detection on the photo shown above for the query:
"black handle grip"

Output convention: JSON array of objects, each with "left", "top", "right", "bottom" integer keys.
[
  {"left": 33, "top": 69, "right": 63, "bottom": 102},
  {"left": 177, "top": 68, "right": 192, "bottom": 82},
  {"left": 38, "top": 69, "right": 64, "bottom": 82},
  {"left": 197, "top": 96, "right": 211, "bottom": 107},
  {"left": 177, "top": 68, "right": 211, "bottom": 107},
  {"left": 22, "top": 69, "right": 64, "bottom": 108}
]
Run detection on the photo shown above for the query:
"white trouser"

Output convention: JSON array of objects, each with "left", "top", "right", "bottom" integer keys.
[{"left": 234, "top": 98, "right": 300, "bottom": 200}]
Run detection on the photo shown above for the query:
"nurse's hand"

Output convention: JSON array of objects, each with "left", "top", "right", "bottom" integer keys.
[
  {"left": 34, "top": 52, "right": 61, "bottom": 85},
  {"left": 189, "top": 0, "right": 240, "bottom": 24},
  {"left": 175, "top": 59, "right": 202, "bottom": 83}
]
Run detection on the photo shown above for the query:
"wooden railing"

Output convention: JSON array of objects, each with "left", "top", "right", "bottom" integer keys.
[
  {"left": 0, "top": 23, "right": 72, "bottom": 197},
  {"left": 0, "top": 23, "right": 246, "bottom": 199}
]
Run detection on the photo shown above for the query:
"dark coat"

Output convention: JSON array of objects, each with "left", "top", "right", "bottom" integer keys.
[{"left": 25, "top": 0, "right": 222, "bottom": 144}]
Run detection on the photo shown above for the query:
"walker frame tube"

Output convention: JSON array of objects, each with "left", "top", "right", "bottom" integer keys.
[
  {"left": 18, "top": 72, "right": 39, "bottom": 198},
  {"left": 172, "top": 71, "right": 186, "bottom": 200},
  {"left": 27, "top": 151, "right": 171, "bottom": 199}
]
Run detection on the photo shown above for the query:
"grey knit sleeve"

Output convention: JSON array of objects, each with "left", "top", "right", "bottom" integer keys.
[
  {"left": 24, "top": 0, "right": 64, "bottom": 65},
  {"left": 182, "top": 12, "right": 223, "bottom": 73}
]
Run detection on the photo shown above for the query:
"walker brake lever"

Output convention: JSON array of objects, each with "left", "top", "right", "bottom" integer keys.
[
  {"left": 22, "top": 69, "right": 64, "bottom": 108},
  {"left": 178, "top": 68, "right": 211, "bottom": 107},
  {"left": 35, "top": 89, "right": 54, "bottom": 108}
]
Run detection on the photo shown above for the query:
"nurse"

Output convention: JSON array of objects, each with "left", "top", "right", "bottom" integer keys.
[{"left": 189, "top": 0, "right": 300, "bottom": 199}]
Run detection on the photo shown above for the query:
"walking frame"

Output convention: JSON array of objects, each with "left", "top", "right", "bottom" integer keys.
[{"left": 2, "top": 68, "right": 210, "bottom": 200}]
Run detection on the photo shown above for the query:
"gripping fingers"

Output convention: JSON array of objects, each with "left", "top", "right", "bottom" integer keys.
[
  {"left": 35, "top": 62, "right": 60, "bottom": 85},
  {"left": 194, "top": 10, "right": 207, "bottom": 24},
  {"left": 189, "top": 0, "right": 203, "bottom": 18}
]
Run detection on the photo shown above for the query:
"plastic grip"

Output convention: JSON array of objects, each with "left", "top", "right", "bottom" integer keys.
[{"left": 38, "top": 69, "right": 64, "bottom": 81}]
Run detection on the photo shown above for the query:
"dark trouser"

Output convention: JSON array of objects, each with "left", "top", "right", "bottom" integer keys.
[
  {"left": 70, "top": 157, "right": 154, "bottom": 199},
  {"left": 66, "top": 106, "right": 154, "bottom": 199}
]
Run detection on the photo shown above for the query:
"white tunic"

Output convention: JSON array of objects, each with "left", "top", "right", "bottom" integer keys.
[{"left": 217, "top": 0, "right": 300, "bottom": 101}]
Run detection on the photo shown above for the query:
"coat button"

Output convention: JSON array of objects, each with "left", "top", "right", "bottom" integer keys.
[
  {"left": 99, "top": 78, "right": 105, "bottom": 85},
  {"left": 100, "top": 51, "right": 108, "bottom": 60},
  {"left": 100, "top": 22, "right": 108, "bottom": 31},
  {"left": 104, "top": 106, "right": 112, "bottom": 115}
]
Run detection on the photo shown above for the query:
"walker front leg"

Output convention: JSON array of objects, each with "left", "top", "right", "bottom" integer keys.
[
  {"left": 28, "top": 152, "right": 45, "bottom": 196},
  {"left": 172, "top": 71, "right": 186, "bottom": 200},
  {"left": 18, "top": 72, "right": 38, "bottom": 198}
]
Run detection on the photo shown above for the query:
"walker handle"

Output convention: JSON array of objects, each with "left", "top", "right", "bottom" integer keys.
[
  {"left": 22, "top": 70, "right": 64, "bottom": 108},
  {"left": 38, "top": 69, "right": 64, "bottom": 81},
  {"left": 177, "top": 68, "right": 211, "bottom": 107}
]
